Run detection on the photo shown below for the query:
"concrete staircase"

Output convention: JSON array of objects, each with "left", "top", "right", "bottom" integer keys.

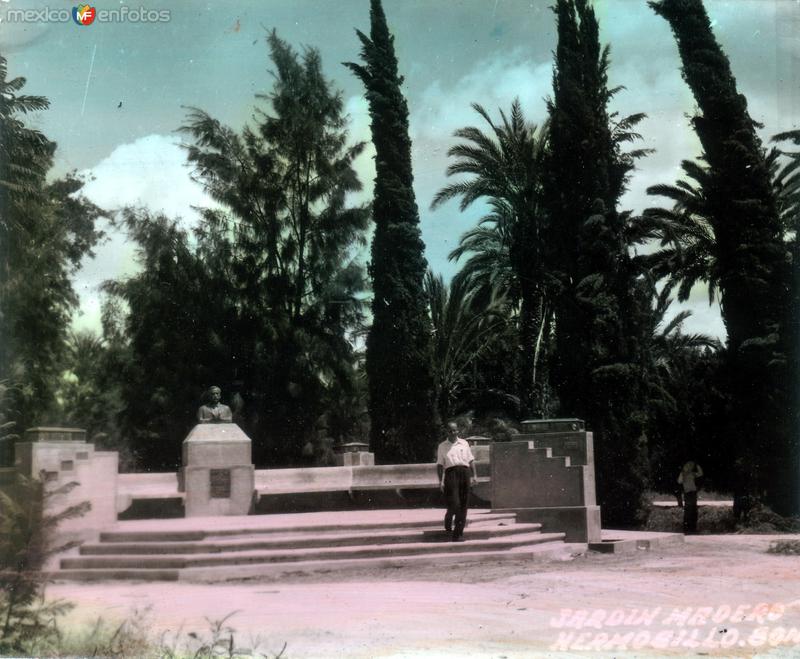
[{"left": 50, "top": 510, "right": 576, "bottom": 582}]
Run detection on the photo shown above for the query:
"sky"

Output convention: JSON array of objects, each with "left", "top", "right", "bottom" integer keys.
[{"left": 2, "top": 0, "right": 799, "bottom": 339}]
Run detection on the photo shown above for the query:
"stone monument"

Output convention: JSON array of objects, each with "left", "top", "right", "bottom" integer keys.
[
  {"left": 180, "top": 386, "right": 255, "bottom": 517},
  {"left": 490, "top": 418, "right": 601, "bottom": 542}
]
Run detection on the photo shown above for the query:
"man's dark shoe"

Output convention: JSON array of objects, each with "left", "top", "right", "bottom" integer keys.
[{"left": 451, "top": 534, "right": 465, "bottom": 542}]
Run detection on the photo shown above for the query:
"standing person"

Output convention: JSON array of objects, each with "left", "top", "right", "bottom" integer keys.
[
  {"left": 678, "top": 460, "right": 704, "bottom": 534},
  {"left": 436, "top": 422, "right": 478, "bottom": 542}
]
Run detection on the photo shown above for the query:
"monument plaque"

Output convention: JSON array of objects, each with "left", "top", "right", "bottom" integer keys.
[{"left": 209, "top": 469, "right": 231, "bottom": 498}]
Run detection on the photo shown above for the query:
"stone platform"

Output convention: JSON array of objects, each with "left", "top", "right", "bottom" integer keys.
[
  {"left": 49, "top": 509, "right": 581, "bottom": 582},
  {"left": 588, "top": 529, "right": 685, "bottom": 553}
]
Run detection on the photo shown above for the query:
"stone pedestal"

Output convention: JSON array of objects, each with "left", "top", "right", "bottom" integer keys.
[
  {"left": 180, "top": 423, "right": 255, "bottom": 517},
  {"left": 334, "top": 442, "right": 375, "bottom": 467}
]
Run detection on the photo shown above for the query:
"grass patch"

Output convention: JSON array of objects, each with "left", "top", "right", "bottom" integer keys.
[
  {"left": 768, "top": 540, "right": 800, "bottom": 555},
  {"left": 643, "top": 503, "right": 736, "bottom": 534},
  {"left": 643, "top": 499, "right": 800, "bottom": 535},
  {"left": 8, "top": 606, "right": 288, "bottom": 658}
]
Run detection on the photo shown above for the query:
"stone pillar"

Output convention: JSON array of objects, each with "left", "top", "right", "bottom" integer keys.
[
  {"left": 334, "top": 441, "right": 375, "bottom": 467},
  {"left": 180, "top": 423, "right": 255, "bottom": 517},
  {"left": 490, "top": 418, "right": 601, "bottom": 542}
]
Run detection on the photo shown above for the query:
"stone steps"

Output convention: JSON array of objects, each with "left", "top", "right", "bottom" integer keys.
[
  {"left": 79, "top": 522, "right": 541, "bottom": 555},
  {"left": 49, "top": 510, "right": 578, "bottom": 582},
  {"left": 52, "top": 541, "right": 580, "bottom": 584},
  {"left": 97, "top": 511, "right": 518, "bottom": 543},
  {"left": 61, "top": 531, "right": 565, "bottom": 570}
]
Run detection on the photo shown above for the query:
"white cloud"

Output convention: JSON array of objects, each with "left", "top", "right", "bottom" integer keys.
[{"left": 71, "top": 134, "right": 214, "bottom": 332}]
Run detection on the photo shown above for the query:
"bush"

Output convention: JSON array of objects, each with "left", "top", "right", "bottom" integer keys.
[
  {"left": 642, "top": 500, "right": 800, "bottom": 535},
  {"left": 643, "top": 503, "right": 736, "bottom": 533},
  {"left": 768, "top": 540, "right": 800, "bottom": 555},
  {"left": 736, "top": 504, "right": 800, "bottom": 534},
  {"left": 0, "top": 473, "right": 89, "bottom": 654}
]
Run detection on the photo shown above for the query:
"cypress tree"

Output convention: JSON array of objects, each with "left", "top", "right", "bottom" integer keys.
[
  {"left": 345, "top": 0, "right": 438, "bottom": 463},
  {"left": 650, "top": 0, "right": 796, "bottom": 515},
  {"left": 544, "top": 0, "right": 649, "bottom": 524}
]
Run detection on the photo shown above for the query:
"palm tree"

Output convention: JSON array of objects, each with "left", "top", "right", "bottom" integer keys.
[
  {"left": 771, "top": 130, "right": 800, "bottom": 240},
  {"left": 431, "top": 100, "right": 551, "bottom": 415},
  {"left": 644, "top": 159, "right": 721, "bottom": 305},
  {"left": 424, "top": 271, "right": 508, "bottom": 420},
  {"left": 639, "top": 280, "right": 721, "bottom": 407},
  {"left": 646, "top": 131, "right": 800, "bottom": 312},
  {"left": 0, "top": 54, "right": 51, "bottom": 271}
]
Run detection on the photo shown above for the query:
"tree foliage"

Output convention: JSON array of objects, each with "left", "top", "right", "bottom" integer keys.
[
  {"left": 650, "top": 0, "right": 796, "bottom": 514},
  {"left": 424, "top": 271, "right": 508, "bottom": 421},
  {"left": 0, "top": 475, "right": 88, "bottom": 654},
  {"left": 432, "top": 101, "right": 553, "bottom": 416},
  {"left": 0, "top": 54, "right": 105, "bottom": 432},
  {"left": 543, "top": 0, "right": 653, "bottom": 525},
  {"left": 106, "top": 33, "right": 369, "bottom": 469},
  {"left": 345, "top": 0, "right": 439, "bottom": 463}
]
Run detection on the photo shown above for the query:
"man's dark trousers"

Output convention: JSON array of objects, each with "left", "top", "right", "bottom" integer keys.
[
  {"left": 444, "top": 465, "right": 470, "bottom": 539},
  {"left": 683, "top": 491, "right": 698, "bottom": 533}
]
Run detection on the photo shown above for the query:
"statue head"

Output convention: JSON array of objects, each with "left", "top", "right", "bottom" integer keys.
[{"left": 206, "top": 386, "right": 222, "bottom": 405}]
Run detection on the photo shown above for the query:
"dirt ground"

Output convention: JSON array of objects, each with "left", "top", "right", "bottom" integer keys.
[{"left": 47, "top": 534, "right": 800, "bottom": 658}]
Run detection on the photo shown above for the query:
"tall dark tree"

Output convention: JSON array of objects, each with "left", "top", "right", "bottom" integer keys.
[
  {"left": 0, "top": 54, "right": 104, "bottom": 431},
  {"left": 345, "top": 0, "right": 438, "bottom": 463},
  {"left": 543, "top": 0, "right": 651, "bottom": 524},
  {"left": 650, "top": 0, "right": 796, "bottom": 514}
]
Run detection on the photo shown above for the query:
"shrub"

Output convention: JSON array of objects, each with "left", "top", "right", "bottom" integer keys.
[
  {"left": 0, "top": 473, "right": 89, "bottom": 654},
  {"left": 768, "top": 540, "right": 800, "bottom": 555}
]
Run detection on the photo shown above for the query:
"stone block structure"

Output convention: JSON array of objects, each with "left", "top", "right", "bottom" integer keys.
[
  {"left": 491, "top": 419, "right": 601, "bottom": 542},
  {"left": 335, "top": 442, "right": 375, "bottom": 466},
  {"left": 12, "top": 427, "right": 119, "bottom": 548}
]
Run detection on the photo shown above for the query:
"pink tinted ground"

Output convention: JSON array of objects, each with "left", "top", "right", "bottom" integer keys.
[{"left": 47, "top": 508, "right": 800, "bottom": 658}]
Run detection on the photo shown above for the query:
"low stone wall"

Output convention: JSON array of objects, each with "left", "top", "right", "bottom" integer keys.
[
  {"left": 115, "top": 462, "right": 492, "bottom": 516},
  {"left": 11, "top": 424, "right": 598, "bottom": 536}
]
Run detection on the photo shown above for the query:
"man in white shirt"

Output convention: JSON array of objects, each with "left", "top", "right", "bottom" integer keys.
[{"left": 436, "top": 421, "right": 478, "bottom": 541}]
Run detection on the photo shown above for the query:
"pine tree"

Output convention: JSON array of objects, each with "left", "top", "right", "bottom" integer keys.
[
  {"left": 650, "top": 0, "right": 796, "bottom": 514},
  {"left": 107, "top": 34, "right": 370, "bottom": 470},
  {"left": 0, "top": 55, "right": 104, "bottom": 428},
  {"left": 345, "top": 0, "right": 439, "bottom": 463},
  {"left": 543, "top": 0, "right": 650, "bottom": 524}
]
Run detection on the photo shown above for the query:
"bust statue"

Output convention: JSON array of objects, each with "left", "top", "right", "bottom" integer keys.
[{"left": 197, "top": 386, "right": 233, "bottom": 423}]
